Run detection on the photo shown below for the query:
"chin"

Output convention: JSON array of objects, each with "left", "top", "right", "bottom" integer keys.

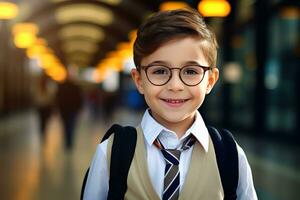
[{"left": 161, "top": 114, "right": 193, "bottom": 124}]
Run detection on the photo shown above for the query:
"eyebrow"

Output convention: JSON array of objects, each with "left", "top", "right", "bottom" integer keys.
[
  {"left": 145, "top": 60, "right": 204, "bottom": 66},
  {"left": 144, "top": 60, "right": 169, "bottom": 66},
  {"left": 184, "top": 61, "right": 203, "bottom": 65}
]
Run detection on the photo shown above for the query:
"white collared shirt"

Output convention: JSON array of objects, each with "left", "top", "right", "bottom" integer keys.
[{"left": 83, "top": 110, "right": 258, "bottom": 200}]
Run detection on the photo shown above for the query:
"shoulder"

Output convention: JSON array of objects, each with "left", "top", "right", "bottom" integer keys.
[
  {"left": 99, "top": 139, "right": 109, "bottom": 157},
  {"left": 83, "top": 140, "right": 110, "bottom": 200},
  {"left": 235, "top": 143, "right": 258, "bottom": 199},
  {"left": 89, "top": 137, "right": 111, "bottom": 167},
  {"left": 235, "top": 143, "right": 252, "bottom": 174},
  {"left": 90, "top": 140, "right": 109, "bottom": 165},
  {"left": 235, "top": 142, "right": 252, "bottom": 171},
  {"left": 236, "top": 143, "right": 247, "bottom": 159}
]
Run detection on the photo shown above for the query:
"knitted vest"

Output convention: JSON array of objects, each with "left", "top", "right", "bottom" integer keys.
[{"left": 107, "top": 126, "right": 224, "bottom": 200}]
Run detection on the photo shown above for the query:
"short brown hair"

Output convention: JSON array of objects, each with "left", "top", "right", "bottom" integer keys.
[{"left": 133, "top": 8, "right": 218, "bottom": 70}]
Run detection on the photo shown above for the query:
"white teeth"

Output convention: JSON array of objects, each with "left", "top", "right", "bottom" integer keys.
[{"left": 165, "top": 99, "right": 186, "bottom": 103}]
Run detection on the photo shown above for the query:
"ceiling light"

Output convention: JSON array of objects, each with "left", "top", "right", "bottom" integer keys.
[
  {"left": 12, "top": 23, "right": 39, "bottom": 35},
  {"left": 66, "top": 55, "right": 91, "bottom": 64},
  {"left": 62, "top": 40, "right": 99, "bottom": 54},
  {"left": 159, "top": 1, "right": 190, "bottom": 11},
  {"left": 59, "top": 24, "right": 104, "bottom": 42},
  {"left": 66, "top": 52, "right": 92, "bottom": 62},
  {"left": 0, "top": 2, "right": 19, "bottom": 20},
  {"left": 51, "top": 0, "right": 122, "bottom": 6},
  {"left": 55, "top": 4, "right": 113, "bottom": 26},
  {"left": 97, "top": 0, "right": 122, "bottom": 6},
  {"left": 280, "top": 6, "right": 300, "bottom": 19},
  {"left": 12, "top": 23, "right": 39, "bottom": 48},
  {"left": 14, "top": 32, "right": 36, "bottom": 48},
  {"left": 198, "top": 0, "right": 231, "bottom": 17}
]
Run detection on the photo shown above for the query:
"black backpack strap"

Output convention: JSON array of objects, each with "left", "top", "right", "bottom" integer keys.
[
  {"left": 107, "top": 124, "right": 137, "bottom": 200},
  {"left": 207, "top": 126, "right": 239, "bottom": 200},
  {"left": 80, "top": 124, "right": 137, "bottom": 200}
]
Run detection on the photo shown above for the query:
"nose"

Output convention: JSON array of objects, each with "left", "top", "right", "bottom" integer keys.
[{"left": 166, "top": 70, "right": 184, "bottom": 91}]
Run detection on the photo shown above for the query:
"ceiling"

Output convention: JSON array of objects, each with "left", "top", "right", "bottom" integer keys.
[{"left": 9, "top": 0, "right": 163, "bottom": 68}]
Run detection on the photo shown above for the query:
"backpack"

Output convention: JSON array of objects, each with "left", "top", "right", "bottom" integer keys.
[{"left": 81, "top": 124, "right": 239, "bottom": 200}]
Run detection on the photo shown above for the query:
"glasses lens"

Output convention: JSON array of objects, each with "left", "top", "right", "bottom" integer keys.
[
  {"left": 181, "top": 65, "right": 204, "bottom": 85},
  {"left": 146, "top": 65, "right": 171, "bottom": 85}
]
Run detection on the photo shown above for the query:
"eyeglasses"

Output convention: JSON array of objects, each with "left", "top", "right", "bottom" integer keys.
[{"left": 140, "top": 64, "right": 212, "bottom": 86}]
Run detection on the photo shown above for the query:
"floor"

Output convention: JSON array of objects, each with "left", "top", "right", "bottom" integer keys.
[{"left": 0, "top": 108, "right": 299, "bottom": 200}]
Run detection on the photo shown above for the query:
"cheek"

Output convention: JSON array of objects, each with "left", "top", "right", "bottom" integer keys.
[
  {"left": 143, "top": 85, "right": 161, "bottom": 103},
  {"left": 136, "top": 76, "right": 148, "bottom": 94},
  {"left": 137, "top": 84, "right": 144, "bottom": 94},
  {"left": 190, "top": 86, "right": 207, "bottom": 104}
]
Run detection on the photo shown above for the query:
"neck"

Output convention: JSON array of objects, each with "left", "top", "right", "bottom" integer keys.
[
  {"left": 165, "top": 118, "right": 194, "bottom": 139},
  {"left": 149, "top": 110, "right": 196, "bottom": 139}
]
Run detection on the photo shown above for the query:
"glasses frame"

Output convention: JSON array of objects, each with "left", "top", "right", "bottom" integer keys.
[{"left": 140, "top": 64, "right": 212, "bottom": 86}]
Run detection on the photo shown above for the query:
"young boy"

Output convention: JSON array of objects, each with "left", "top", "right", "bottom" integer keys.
[{"left": 83, "top": 8, "right": 257, "bottom": 200}]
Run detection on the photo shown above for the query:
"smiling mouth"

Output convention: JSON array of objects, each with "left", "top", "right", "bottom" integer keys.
[{"left": 161, "top": 99, "right": 189, "bottom": 104}]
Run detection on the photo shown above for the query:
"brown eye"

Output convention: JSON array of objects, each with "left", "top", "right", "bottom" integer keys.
[
  {"left": 149, "top": 66, "right": 170, "bottom": 75},
  {"left": 182, "top": 66, "right": 202, "bottom": 75}
]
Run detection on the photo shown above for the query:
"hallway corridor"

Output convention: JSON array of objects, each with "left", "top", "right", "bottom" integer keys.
[
  {"left": 0, "top": 108, "right": 299, "bottom": 200},
  {"left": 0, "top": 109, "right": 100, "bottom": 200},
  {"left": 1, "top": 1, "right": 299, "bottom": 199}
]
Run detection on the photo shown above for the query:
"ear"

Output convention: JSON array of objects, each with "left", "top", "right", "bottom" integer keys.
[
  {"left": 131, "top": 68, "right": 144, "bottom": 94},
  {"left": 206, "top": 67, "right": 219, "bottom": 94}
]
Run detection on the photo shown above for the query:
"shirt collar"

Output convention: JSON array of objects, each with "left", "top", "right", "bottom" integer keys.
[{"left": 140, "top": 109, "right": 209, "bottom": 152}]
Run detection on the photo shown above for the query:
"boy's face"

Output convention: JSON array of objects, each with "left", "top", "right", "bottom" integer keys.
[{"left": 131, "top": 37, "right": 219, "bottom": 132}]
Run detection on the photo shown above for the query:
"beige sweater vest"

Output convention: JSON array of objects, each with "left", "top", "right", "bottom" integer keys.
[{"left": 107, "top": 126, "right": 224, "bottom": 200}]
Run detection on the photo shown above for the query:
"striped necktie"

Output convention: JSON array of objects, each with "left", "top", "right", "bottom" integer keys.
[{"left": 154, "top": 134, "right": 196, "bottom": 200}]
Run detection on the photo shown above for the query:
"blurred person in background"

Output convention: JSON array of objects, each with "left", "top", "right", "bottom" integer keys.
[
  {"left": 86, "top": 87, "right": 102, "bottom": 121},
  {"left": 56, "top": 73, "right": 83, "bottom": 150},
  {"left": 102, "top": 91, "right": 118, "bottom": 124},
  {"left": 34, "top": 73, "right": 56, "bottom": 143}
]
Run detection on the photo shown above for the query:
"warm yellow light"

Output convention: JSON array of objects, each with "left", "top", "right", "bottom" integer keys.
[
  {"left": 106, "top": 50, "right": 120, "bottom": 59},
  {"left": 12, "top": 23, "right": 39, "bottom": 35},
  {"left": 0, "top": 2, "right": 19, "bottom": 20},
  {"left": 109, "top": 48, "right": 131, "bottom": 61},
  {"left": 99, "top": 42, "right": 133, "bottom": 73},
  {"left": 55, "top": 4, "right": 113, "bottom": 26},
  {"left": 159, "top": 1, "right": 190, "bottom": 11},
  {"left": 40, "top": 60, "right": 62, "bottom": 70},
  {"left": 93, "top": 68, "right": 108, "bottom": 83},
  {"left": 46, "top": 67, "right": 67, "bottom": 82},
  {"left": 128, "top": 29, "right": 137, "bottom": 41},
  {"left": 26, "top": 38, "right": 49, "bottom": 58},
  {"left": 120, "top": 49, "right": 132, "bottom": 58},
  {"left": 52, "top": 72, "right": 67, "bottom": 82},
  {"left": 198, "top": 0, "right": 231, "bottom": 17},
  {"left": 101, "top": 57, "right": 122, "bottom": 71},
  {"left": 117, "top": 42, "right": 131, "bottom": 50},
  {"left": 14, "top": 32, "right": 36, "bottom": 48},
  {"left": 280, "top": 6, "right": 300, "bottom": 19},
  {"left": 97, "top": 0, "right": 122, "bottom": 5},
  {"left": 26, "top": 45, "right": 50, "bottom": 58},
  {"left": 62, "top": 40, "right": 98, "bottom": 54},
  {"left": 66, "top": 53, "right": 91, "bottom": 65},
  {"left": 117, "top": 42, "right": 129, "bottom": 50},
  {"left": 12, "top": 23, "right": 39, "bottom": 48},
  {"left": 51, "top": 0, "right": 122, "bottom": 6},
  {"left": 66, "top": 51, "right": 91, "bottom": 59},
  {"left": 34, "top": 38, "right": 48, "bottom": 46},
  {"left": 39, "top": 54, "right": 60, "bottom": 68},
  {"left": 59, "top": 24, "right": 105, "bottom": 42}
]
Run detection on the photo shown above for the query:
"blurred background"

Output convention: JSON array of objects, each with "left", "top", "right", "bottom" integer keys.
[{"left": 0, "top": 0, "right": 299, "bottom": 199}]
